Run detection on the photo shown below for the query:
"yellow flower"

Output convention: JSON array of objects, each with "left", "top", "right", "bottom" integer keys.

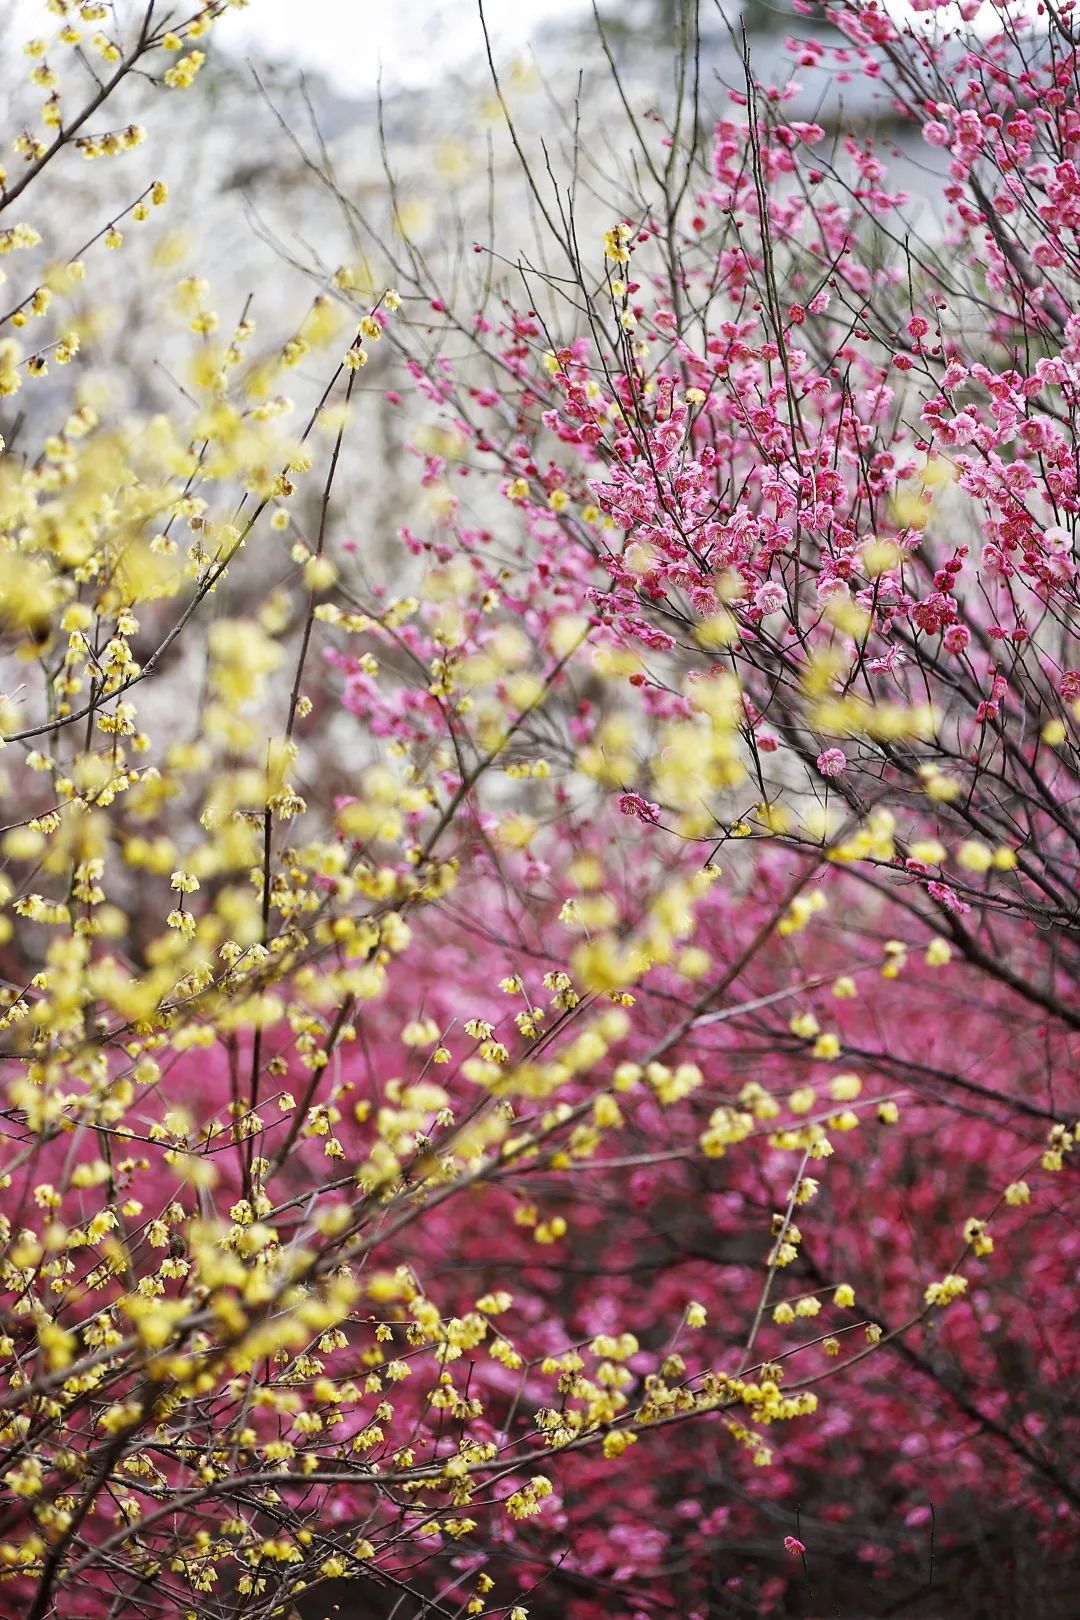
[
  {"left": 603, "top": 223, "right": 633, "bottom": 263},
  {"left": 923, "top": 1274, "right": 967, "bottom": 1307}
]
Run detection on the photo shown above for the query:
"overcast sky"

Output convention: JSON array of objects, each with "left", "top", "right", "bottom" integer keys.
[{"left": 215, "top": 0, "right": 591, "bottom": 95}]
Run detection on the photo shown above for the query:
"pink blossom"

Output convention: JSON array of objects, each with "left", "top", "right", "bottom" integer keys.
[
  {"left": 816, "top": 747, "right": 848, "bottom": 777},
  {"left": 618, "top": 792, "right": 662, "bottom": 824},
  {"left": 927, "top": 881, "right": 971, "bottom": 915}
]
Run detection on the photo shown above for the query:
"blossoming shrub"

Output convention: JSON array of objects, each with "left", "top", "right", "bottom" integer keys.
[{"left": 1, "top": 2, "right": 1079, "bottom": 1618}]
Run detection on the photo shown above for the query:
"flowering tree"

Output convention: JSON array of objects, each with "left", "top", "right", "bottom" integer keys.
[{"left": 1, "top": 2, "right": 1079, "bottom": 1618}]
